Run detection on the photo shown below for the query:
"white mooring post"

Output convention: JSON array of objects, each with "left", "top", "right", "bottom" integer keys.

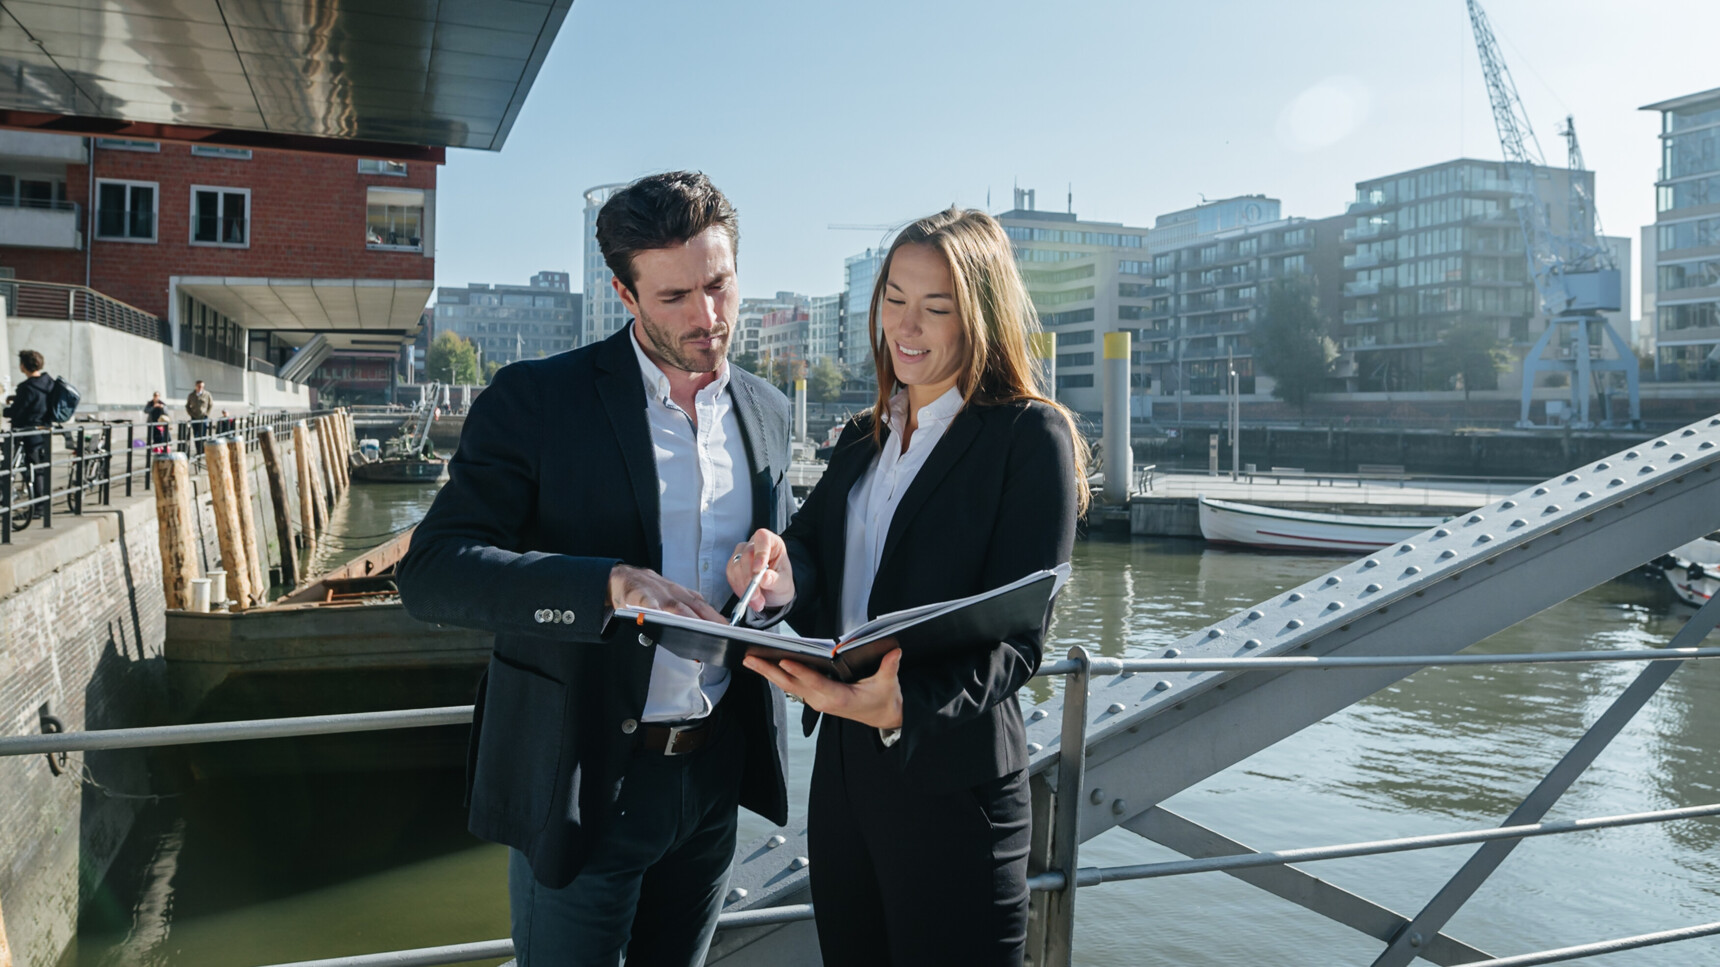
[{"left": 1102, "top": 332, "right": 1132, "bottom": 504}]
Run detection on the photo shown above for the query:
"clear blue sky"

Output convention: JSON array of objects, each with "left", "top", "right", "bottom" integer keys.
[{"left": 433, "top": 0, "right": 1720, "bottom": 307}]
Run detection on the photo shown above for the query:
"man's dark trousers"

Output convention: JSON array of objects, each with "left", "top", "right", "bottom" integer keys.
[
  {"left": 507, "top": 713, "right": 744, "bottom": 967},
  {"left": 13, "top": 428, "right": 49, "bottom": 515}
]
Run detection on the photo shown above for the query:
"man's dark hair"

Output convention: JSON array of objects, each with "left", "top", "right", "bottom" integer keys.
[
  {"left": 18, "top": 349, "right": 43, "bottom": 372},
  {"left": 596, "top": 171, "right": 738, "bottom": 296}
]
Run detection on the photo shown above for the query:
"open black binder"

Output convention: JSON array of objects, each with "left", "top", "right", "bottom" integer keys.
[{"left": 609, "top": 564, "right": 1071, "bottom": 682}]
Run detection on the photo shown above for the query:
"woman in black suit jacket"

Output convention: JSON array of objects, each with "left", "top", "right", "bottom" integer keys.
[{"left": 727, "top": 208, "right": 1087, "bottom": 967}]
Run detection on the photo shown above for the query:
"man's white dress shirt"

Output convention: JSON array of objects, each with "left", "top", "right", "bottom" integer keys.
[{"left": 628, "top": 326, "right": 753, "bottom": 722}]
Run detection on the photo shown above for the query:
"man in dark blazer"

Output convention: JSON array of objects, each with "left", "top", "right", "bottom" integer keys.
[{"left": 398, "top": 172, "right": 791, "bottom": 967}]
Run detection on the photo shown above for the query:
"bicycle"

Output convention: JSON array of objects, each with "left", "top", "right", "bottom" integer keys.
[
  {"left": 62, "top": 423, "right": 110, "bottom": 515},
  {"left": 4, "top": 436, "right": 41, "bottom": 531}
]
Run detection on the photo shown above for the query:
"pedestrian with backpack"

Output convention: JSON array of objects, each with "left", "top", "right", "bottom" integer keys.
[{"left": 3, "top": 349, "right": 56, "bottom": 519}]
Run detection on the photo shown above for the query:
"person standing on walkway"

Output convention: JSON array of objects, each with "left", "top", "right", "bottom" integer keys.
[
  {"left": 728, "top": 208, "right": 1085, "bottom": 967},
  {"left": 144, "top": 392, "right": 169, "bottom": 449},
  {"left": 4, "top": 350, "right": 56, "bottom": 518},
  {"left": 185, "top": 380, "right": 212, "bottom": 452},
  {"left": 399, "top": 172, "right": 792, "bottom": 967}
]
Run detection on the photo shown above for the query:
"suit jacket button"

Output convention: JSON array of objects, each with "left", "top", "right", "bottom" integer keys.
[
  {"left": 534, "top": 609, "right": 548, "bottom": 623},
  {"left": 561, "top": 609, "right": 576, "bottom": 624},
  {"left": 621, "top": 718, "right": 638, "bottom": 734}
]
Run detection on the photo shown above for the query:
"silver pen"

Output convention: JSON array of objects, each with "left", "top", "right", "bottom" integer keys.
[{"left": 732, "top": 565, "right": 770, "bottom": 626}]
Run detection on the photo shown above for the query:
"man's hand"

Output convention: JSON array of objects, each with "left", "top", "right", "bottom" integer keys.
[
  {"left": 726, "top": 528, "right": 794, "bottom": 612},
  {"left": 743, "top": 646, "right": 903, "bottom": 730},
  {"left": 607, "top": 564, "right": 724, "bottom": 622}
]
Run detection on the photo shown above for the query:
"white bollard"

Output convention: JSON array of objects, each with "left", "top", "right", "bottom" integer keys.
[{"left": 190, "top": 578, "right": 212, "bottom": 613}]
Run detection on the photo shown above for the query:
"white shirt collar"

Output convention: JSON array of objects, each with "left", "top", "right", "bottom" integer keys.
[
  {"left": 882, "top": 385, "right": 963, "bottom": 434},
  {"left": 628, "top": 321, "right": 730, "bottom": 405}
]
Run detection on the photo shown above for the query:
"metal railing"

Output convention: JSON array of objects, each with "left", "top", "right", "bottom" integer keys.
[
  {"left": 4, "top": 279, "right": 170, "bottom": 343},
  {"left": 4, "top": 640, "right": 1719, "bottom": 967},
  {"left": 0, "top": 409, "right": 336, "bottom": 544}
]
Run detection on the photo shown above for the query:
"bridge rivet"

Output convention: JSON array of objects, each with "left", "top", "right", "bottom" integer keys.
[
  {"left": 1640, "top": 465, "right": 1656, "bottom": 474},
  {"left": 1467, "top": 515, "right": 1483, "bottom": 524},
  {"left": 791, "top": 856, "right": 810, "bottom": 870},
  {"left": 1542, "top": 505, "right": 1559, "bottom": 514},
  {"left": 1652, "top": 440, "right": 1667, "bottom": 448},
  {"left": 1287, "top": 592, "right": 1303, "bottom": 602},
  {"left": 1577, "top": 491, "right": 1592, "bottom": 499},
  {"left": 1398, "top": 543, "right": 1415, "bottom": 553},
  {"left": 1682, "top": 428, "right": 1697, "bottom": 437},
  {"left": 1324, "top": 576, "right": 1341, "bottom": 586},
  {"left": 1710, "top": 418, "right": 1720, "bottom": 426},
  {"left": 1671, "top": 453, "right": 1686, "bottom": 462},
  {"left": 1476, "top": 535, "right": 1492, "bottom": 543},
  {"left": 1154, "top": 680, "right": 1171, "bottom": 691},
  {"left": 1365, "top": 583, "right": 1382, "bottom": 592},
  {"left": 1165, "top": 648, "right": 1181, "bottom": 657},
  {"left": 1438, "top": 550, "right": 1455, "bottom": 560},
  {"left": 767, "top": 834, "right": 786, "bottom": 848},
  {"left": 1121, "top": 670, "right": 1137, "bottom": 679},
  {"left": 1624, "top": 451, "right": 1639, "bottom": 460},
  {"left": 1702, "top": 442, "right": 1716, "bottom": 450},
  {"left": 1285, "top": 619, "right": 1303, "bottom": 630},
  {"left": 1206, "top": 628, "right": 1223, "bottom": 638},
  {"left": 1500, "top": 500, "right": 1516, "bottom": 509},
  {"left": 1408, "top": 931, "right": 1424, "bottom": 948},
  {"left": 1090, "top": 788, "right": 1105, "bottom": 804},
  {"left": 727, "top": 888, "right": 748, "bottom": 903},
  {"left": 1326, "top": 601, "right": 1344, "bottom": 611},
  {"left": 1508, "top": 519, "right": 1525, "bottom": 528},
  {"left": 1363, "top": 559, "right": 1379, "bottom": 569},
  {"left": 1030, "top": 708, "right": 1049, "bottom": 721},
  {"left": 1247, "top": 609, "right": 1264, "bottom": 620},
  {"left": 1532, "top": 487, "right": 1548, "bottom": 496},
  {"left": 1609, "top": 478, "right": 1624, "bottom": 486},
  {"left": 1106, "top": 702, "right": 1126, "bottom": 714},
  {"left": 1564, "top": 474, "right": 1580, "bottom": 483},
  {"left": 1402, "top": 566, "right": 1421, "bottom": 576},
  {"left": 1596, "top": 461, "right": 1611, "bottom": 470},
  {"left": 1433, "top": 528, "right": 1450, "bottom": 538},
  {"left": 1243, "top": 639, "right": 1261, "bottom": 649},
  {"left": 1027, "top": 742, "right": 1044, "bottom": 754},
  {"left": 1111, "top": 798, "right": 1128, "bottom": 815}
]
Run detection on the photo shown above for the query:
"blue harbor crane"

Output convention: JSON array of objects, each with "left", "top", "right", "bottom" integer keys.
[{"left": 1464, "top": 0, "right": 1639, "bottom": 428}]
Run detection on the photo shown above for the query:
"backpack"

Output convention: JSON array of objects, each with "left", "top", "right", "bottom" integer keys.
[{"left": 48, "top": 376, "right": 80, "bottom": 423}]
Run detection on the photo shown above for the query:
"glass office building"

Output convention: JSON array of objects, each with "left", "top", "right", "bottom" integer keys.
[
  {"left": 1644, "top": 87, "right": 1720, "bottom": 381},
  {"left": 582, "top": 183, "right": 630, "bottom": 344}
]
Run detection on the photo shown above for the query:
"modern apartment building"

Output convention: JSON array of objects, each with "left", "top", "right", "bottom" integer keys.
[
  {"left": 840, "top": 249, "right": 884, "bottom": 372},
  {"left": 582, "top": 183, "right": 629, "bottom": 345},
  {"left": 759, "top": 302, "right": 810, "bottom": 375},
  {"left": 1131, "top": 197, "right": 1344, "bottom": 404},
  {"left": 1337, "top": 158, "right": 1593, "bottom": 392},
  {"left": 738, "top": 292, "right": 807, "bottom": 362},
  {"left": 1643, "top": 87, "right": 1720, "bottom": 381},
  {"left": 0, "top": 130, "right": 436, "bottom": 405},
  {"left": 808, "top": 292, "right": 842, "bottom": 363},
  {"left": 998, "top": 195, "right": 1149, "bottom": 412},
  {"left": 433, "top": 271, "right": 581, "bottom": 370}
]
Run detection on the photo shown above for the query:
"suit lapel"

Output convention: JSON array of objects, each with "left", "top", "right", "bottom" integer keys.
[
  {"left": 594, "top": 328, "right": 663, "bottom": 572},
  {"left": 873, "top": 406, "right": 983, "bottom": 582},
  {"left": 726, "top": 374, "right": 775, "bottom": 531}
]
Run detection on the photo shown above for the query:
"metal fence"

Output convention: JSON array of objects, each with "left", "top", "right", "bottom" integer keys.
[
  {"left": 0, "top": 409, "right": 337, "bottom": 544},
  {"left": 4, "top": 278, "right": 171, "bottom": 343},
  {"left": 4, "top": 638, "right": 1718, "bottom": 967}
]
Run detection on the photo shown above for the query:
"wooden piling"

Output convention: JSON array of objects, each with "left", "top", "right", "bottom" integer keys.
[
  {"left": 311, "top": 418, "right": 334, "bottom": 506},
  {"left": 338, "top": 410, "right": 353, "bottom": 488},
  {"left": 259, "top": 428, "right": 298, "bottom": 582},
  {"left": 331, "top": 412, "right": 350, "bottom": 491},
  {"left": 203, "top": 438, "right": 253, "bottom": 611},
  {"left": 227, "top": 436, "right": 267, "bottom": 602},
  {"left": 150, "top": 453, "right": 200, "bottom": 610},
  {"left": 291, "top": 421, "right": 319, "bottom": 535},
  {"left": 309, "top": 423, "right": 331, "bottom": 521}
]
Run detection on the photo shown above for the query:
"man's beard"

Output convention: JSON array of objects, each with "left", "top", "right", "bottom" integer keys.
[{"left": 636, "top": 306, "right": 729, "bottom": 374}]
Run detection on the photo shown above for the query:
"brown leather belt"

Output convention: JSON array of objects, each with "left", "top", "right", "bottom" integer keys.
[{"left": 639, "top": 707, "right": 723, "bottom": 756}]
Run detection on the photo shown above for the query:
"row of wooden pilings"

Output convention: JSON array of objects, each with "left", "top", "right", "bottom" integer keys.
[{"left": 150, "top": 409, "right": 357, "bottom": 612}]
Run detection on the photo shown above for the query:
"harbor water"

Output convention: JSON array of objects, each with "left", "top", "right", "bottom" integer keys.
[{"left": 68, "top": 485, "right": 1720, "bottom": 966}]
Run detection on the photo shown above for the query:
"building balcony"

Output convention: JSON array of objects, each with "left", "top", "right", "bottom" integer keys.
[
  {"left": 1342, "top": 309, "right": 1380, "bottom": 325},
  {"left": 0, "top": 201, "right": 82, "bottom": 250},
  {"left": 1344, "top": 280, "right": 1380, "bottom": 297},
  {"left": 1343, "top": 251, "right": 1380, "bottom": 269},
  {"left": 1340, "top": 334, "right": 1378, "bottom": 349},
  {"left": 0, "top": 130, "right": 87, "bottom": 163}
]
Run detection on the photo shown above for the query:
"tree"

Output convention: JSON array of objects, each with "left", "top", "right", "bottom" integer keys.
[
  {"left": 484, "top": 359, "right": 504, "bottom": 384},
  {"left": 1426, "top": 323, "right": 1512, "bottom": 403},
  {"left": 1253, "top": 276, "right": 1336, "bottom": 411},
  {"left": 731, "top": 351, "right": 761, "bottom": 377},
  {"left": 427, "top": 332, "right": 479, "bottom": 385},
  {"left": 807, "top": 357, "right": 845, "bottom": 403}
]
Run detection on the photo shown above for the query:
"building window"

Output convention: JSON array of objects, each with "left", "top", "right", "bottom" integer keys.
[
  {"left": 367, "top": 187, "right": 424, "bottom": 251},
  {"left": 1056, "top": 352, "right": 1094, "bottom": 367},
  {"left": 190, "top": 186, "right": 249, "bottom": 246},
  {"left": 0, "top": 174, "right": 70, "bottom": 210},
  {"left": 191, "top": 145, "right": 253, "bottom": 160},
  {"left": 1056, "top": 374, "right": 1094, "bottom": 389},
  {"left": 95, "top": 138, "right": 159, "bottom": 152},
  {"left": 358, "top": 159, "right": 409, "bottom": 176},
  {"left": 95, "top": 179, "right": 157, "bottom": 242}
]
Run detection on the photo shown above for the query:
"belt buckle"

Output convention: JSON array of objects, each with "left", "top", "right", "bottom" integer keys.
[{"left": 662, "top": 722, "right": 699, "bottom": 756}]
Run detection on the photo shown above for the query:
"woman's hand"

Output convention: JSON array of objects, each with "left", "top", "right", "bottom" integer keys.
[
  {"left": 726, "top": 528, "right": 795, "bottom": 613},
  {"left": 743, "top": 646, "right": 903, "bottom": 731}
]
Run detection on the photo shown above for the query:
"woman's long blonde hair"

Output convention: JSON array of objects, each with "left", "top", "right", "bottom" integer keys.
[{"left": 866, "top": 207, "right": 1089, "bottom": 511}]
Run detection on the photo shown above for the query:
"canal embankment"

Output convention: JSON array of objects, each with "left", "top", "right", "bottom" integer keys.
[{"left": 0, "top": 418, "right": 344, "bottom": 967}]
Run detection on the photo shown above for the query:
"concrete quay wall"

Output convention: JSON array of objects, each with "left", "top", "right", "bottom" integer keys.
[{"left": 0, "top": 439, "right": 313, "bottom": 967}]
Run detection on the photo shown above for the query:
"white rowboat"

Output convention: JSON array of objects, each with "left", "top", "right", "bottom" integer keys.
[
  {"left": 1663, "top": 538, "right": 1720, "bottom": 607},
  {"left": 1197, "top": 496, "right": 1450, "bottom": 553}
]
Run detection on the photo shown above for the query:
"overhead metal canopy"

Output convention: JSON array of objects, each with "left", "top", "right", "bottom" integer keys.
[
  {"left": 0, "top": 0, "right": 573, "bottom": 158},
  {"left": 178, "top": 277, "right": 432, "bottom": 340}
]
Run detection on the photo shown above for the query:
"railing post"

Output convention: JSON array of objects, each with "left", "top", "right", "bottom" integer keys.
[
  {"left": 39, "top": 429, "right": 51, "bottom": 529},
  {"left": 70, "top": 426, "right": 85, "bottom": 516},
  {"left": 1026, "top": 645, "right": 1092, "bottom": 967},
  {"left": 100, "top": 424, "right": 112, "bottom": 505},
  {"left": 127, "top": 423, "right": 137, "bottom": 496},
  {"left": 2, "top": 433, "right": 12, "bottom": 545}
]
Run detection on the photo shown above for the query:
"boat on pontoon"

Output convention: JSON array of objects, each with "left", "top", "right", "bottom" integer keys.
[
  {"left": 1197, "top": 496, "right": 1451, "bottom": 553},
  {"left": 1661, "top": 538, "right": 1720, "bottom": 607}
]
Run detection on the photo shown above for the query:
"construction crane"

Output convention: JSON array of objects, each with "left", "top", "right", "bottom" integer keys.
[{"left": 1465, "top": 0, "right": 1638, "bottom": 427}]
